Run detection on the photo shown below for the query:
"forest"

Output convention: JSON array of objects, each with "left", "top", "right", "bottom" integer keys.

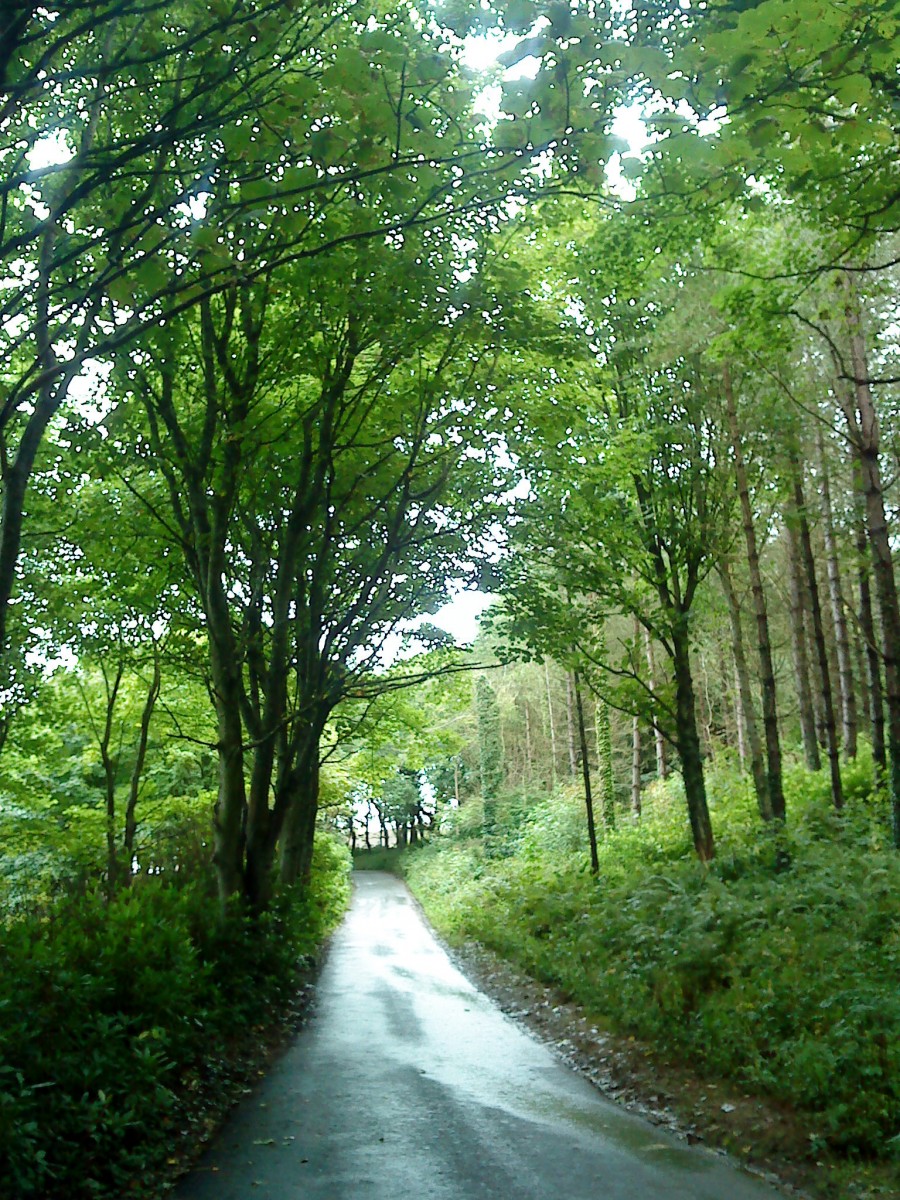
[{"left": 0, "top": 0, "right": 898, "bottom": 1196}]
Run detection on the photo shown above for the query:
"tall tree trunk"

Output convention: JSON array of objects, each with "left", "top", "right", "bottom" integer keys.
[
  {"left": 279, "top": 735, "right": 321, "bottom": 888},
  {"left": 565, "top": 671, "right": 578, "bottom": 777},
  {"left": 595, "top": 694, "right": 616, "bottom": 827},
  {"left": 733, "top": 660, "right": 747, "bottom": 768},
  {"left": 723, "top": 364, "right": 785, "bottom": 820},
  {"left": 0, "top": 212, "right": 102, "bottom": 672},
  {"left": 671, "top": 617, "right": 715, "bottom": 862},
  {"left": 123, "top": 647, "right": 162, "bottom": 882},
  {"left": 544, "top": 659, "right": 558, "bottom": 789},
  {"left": 817, "top": 426, "right": 857, "bottom": 757},
  {"left": 719, "top": 561, "right": 772, "bottom": 820},
  {"left": 631, "top": 617, "right": 642, "bottom": 815},
  {"left": 805, "top": 599, "right": 828, "bottom": 751},
  {"left": 631, "top": 715, "right": 642, "bottom": 818},
  {"left": 790, "top": 463, "right": 844, "bottom": 810},
  {"left": 573, "top": 671, "right": 599, "bottom": 875},
  {"left": 642, "top": 627, "right": 668, "bottom": 779},
  {"left": 78, "top": 655, "right": 125, "bottom": 898},
  {"left": 786, "top": 523, "right": 821, "bottom": 770},
  {"left": 839, "top": 272, "right": 900, "bottom": 841},
  {"left": 856, "top": 510, "right": 886, "bottom": 775},
  {"left": 524, "top": 699, "right": 533, "bottom": 786},
  {"left": 210, "top": 643, "right": 249, "bottom": 906},
  {"left": 853, "top": 621, "right": 871, "bottom": 744},
  {"left": 716, "top": 632, "right": 733, "bottom": 753}
]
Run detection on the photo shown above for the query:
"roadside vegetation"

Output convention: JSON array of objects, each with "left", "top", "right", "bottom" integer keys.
[
  {"left": 391, "top": 758, "right": 897, "bottom": 1190},
  {"left": 393, "top": 755, "right": 899, "bottom": 1192},
  {"left": 0, "top": 829, "right": 349, "bottom": 1200},
  {"left": 2, "top": 3, "right": 899, "bottom": 1198}
]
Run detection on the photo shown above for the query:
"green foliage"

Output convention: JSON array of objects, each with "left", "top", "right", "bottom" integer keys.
[
  {"left": 404, "top": 762, "right": 900, "bottom": 1158},
  {"left": 0, "top": 834, "right": 349, "bottom": 1199},
  {"left": 475, "top": 674, "right": 503, "bottom": 841},
  {"left": 352, "top": 846, "right": 405, "bottom": 872}
]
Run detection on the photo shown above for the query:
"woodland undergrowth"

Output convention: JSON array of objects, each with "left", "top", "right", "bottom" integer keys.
[
  {"left": 400, "top": 751, "right": 900, "bottom": 1162},
  {"left": 0, "top": 833, "right": 350, "bottom": 1199}
]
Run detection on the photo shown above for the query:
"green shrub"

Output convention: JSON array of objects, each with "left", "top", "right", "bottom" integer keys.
[
  {"left": 0, "top": 832, "right": 350, "bottom": 1199},
  {"left": 404, "top": 758, "right": 900, "bottom": 1158}
]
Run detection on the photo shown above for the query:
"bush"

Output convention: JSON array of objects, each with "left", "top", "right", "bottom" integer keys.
[
  {"left": 0, "top": 833, "right": 350, "bottom": 1199},
  {"left": 403, "top": 760, "right": 900, "bottom": 1158}
]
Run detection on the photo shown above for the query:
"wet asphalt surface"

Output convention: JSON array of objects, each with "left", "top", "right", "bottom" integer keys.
[{"left": 174, "top": 871, "right": 785, "bottom": 1199}]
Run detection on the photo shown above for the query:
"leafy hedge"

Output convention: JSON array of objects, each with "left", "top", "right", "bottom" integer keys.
[
  {"left": 402, "top": 753, "right": 900, "bottom": 1158},
  {"left": 0, "top": 834, "right": 350, "bottom": 1198}
]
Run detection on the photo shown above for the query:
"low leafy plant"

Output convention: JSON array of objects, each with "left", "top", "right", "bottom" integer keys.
[
  {"left": 0, "top": 833, "right": 350, "bottom": 1198},
  {"left": 403, "top": 756, "right": 900, "bottom": 1158}
]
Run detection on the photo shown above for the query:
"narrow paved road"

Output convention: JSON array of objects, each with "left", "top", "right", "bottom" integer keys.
[{"left": 175, "top": 872, "right": 784, "bottom": 1199}]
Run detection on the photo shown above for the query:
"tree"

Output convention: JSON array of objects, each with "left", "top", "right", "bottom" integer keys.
[
  {"left": 0, "top": 0, "right": 546, "bottom": 701},
  {"left": 498, "top": 208, "right": 736, "bottom": 861},
  {"left": 104, "top": 220, "right": 514, "bottom": 906}
]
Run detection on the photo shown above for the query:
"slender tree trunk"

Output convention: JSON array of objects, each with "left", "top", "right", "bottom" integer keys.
[
  {"left": 0, "top": 415, "right": 53, "bottom": 668},
  {"left": 791, "top": 463, "right": 844, "bottom": 810},
  {"left": 123, "top": 648, "right": 162, "bottom": 881},
  {"left": 671, "top": 617, "right": 715, "bottom": 862},
  {"left": 840, "top": 273, "right": 900, "bottom": 840},
  {"left": 719, "top": 561, "right": 772, "bottom": 819},
  {"left": 786, "top": 523, "right": 821, "bottom": 770},
  {"left": 79, "top": 657, "right": 124, "bottom": 898},
  {"left": 103, "top": 755, "right": 118, "bottom": 896},
  {"left": 806, "top": 600, "right": 828, "bottom": 751},
  {"left": 723, "top": 364, "right": 785, "bottom": 820},
  {"left": 853, "top": 621, "right": 871, "bottom": 743},
  {"left": 717, "top": 633, "right": 733, "bottom": 752},
  {"left": 524, "top": 698, "right": 533, "bottom": 787},
  {"left": 544, "top": 659, "right": 558, "bottom": 789},
  {"left": 573, "top": 672, "right": 599, "bottom": 874},
  {"left": 733, "top": 660, "right": 747, "bottom": 768},
  {"left": 642, "top": 627, "right": 668, "bottom": 779},
  {"left": 102, "top": 736, "right": 120, "bottom": 898},
  {"left": 856, "top": 510, "right": 886, "bottom": 775},
  {"left": 631, "top": 715, "right": 642, "bottom": 817},
  {"left": 565, "top": 671, "right": 578, "bottom": 777},
  {"left": 595, "top": 694, "right": 616, "bottom": 827},
  {"left": 817, "top": 426, "right": 857, "bottom": 757},
  {"left": 630, "top": 614, "right": 643, "bottom": 815},
  {"left": 0, "top": 220, "right": 100, "bottom": 669},
  {"left": 857, "top": 427, "right": 900, "bottom": 828}
]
